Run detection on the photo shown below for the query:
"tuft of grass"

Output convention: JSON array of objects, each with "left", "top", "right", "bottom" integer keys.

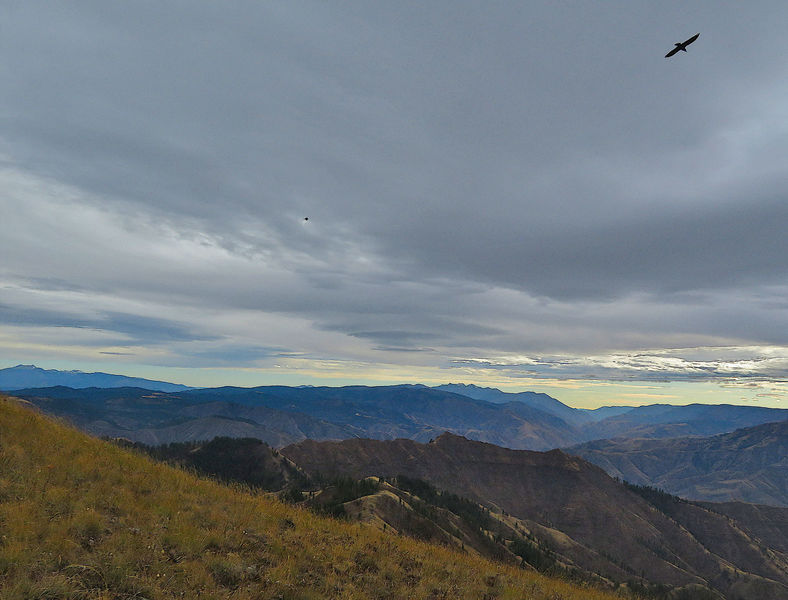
[{"left": 0, "top": 396, "right": 632, "bottom": 599}]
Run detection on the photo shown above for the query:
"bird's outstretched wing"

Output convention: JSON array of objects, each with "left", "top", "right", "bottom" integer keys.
[{"left": 665, "top": 33, "right": 700, "bottom": 58}]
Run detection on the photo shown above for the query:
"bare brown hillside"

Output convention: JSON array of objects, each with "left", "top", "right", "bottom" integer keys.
[{"left": 282, "top": 433, "right": 788, "bottom": 600}]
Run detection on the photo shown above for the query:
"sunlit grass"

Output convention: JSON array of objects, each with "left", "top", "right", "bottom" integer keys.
[{"left": 0, "top": 396, "right": 627, "bottom": 599}]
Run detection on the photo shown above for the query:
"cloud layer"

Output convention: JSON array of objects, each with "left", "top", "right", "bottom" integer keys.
[{"left": 2, "top": 2, "right": 788, "bottom": 400}]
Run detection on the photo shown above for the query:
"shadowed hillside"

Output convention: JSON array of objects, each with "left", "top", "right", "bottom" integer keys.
[
  {"left": 0, "top": 395, "right": 625, "bottom": 600},
  {"left": 698, "top": 502, "right": 788, "bottom": 555}
]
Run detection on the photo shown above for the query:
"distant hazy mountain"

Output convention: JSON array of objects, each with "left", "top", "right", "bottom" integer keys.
[
  {"left": 12, "top": 386, "right": 361, "bottom": 447},
  {"left": 434, "top": 383, "right": 593, "bottom": 425},
  {"left": 171, "top": 384, "right": 583, "bottom": 450},
  {"left": 13, "top": 382, "right": 788, "bottom": 455},
  {"left": 578, "top": 405, "right": 637, "bottom": 421},
  {"left": 580, "top": 402, "right": 788, "bottom": 440},
  {"left": 434, "top": 383, "right": 637, "bottom": 424},
  {"left": 0, "top": 364, "right": 191, "bottom": 392},
  {"left": 567, "top": 420, "right": 788, "bottom": 506},
  {"left": 12, "top": 384, "right": 582, "bottom": 450},
  {"left": 282, "top": 433, "right": 788, "bottom": 599}
]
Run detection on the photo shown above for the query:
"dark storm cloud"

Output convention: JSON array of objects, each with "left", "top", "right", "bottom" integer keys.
[{"left": 3, "top": 1, "right": 788, "bottom": 381}]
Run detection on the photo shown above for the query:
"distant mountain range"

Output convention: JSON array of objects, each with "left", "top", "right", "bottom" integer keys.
[
  {"left": 282, "top": 433, "right": 788, "bottom": 599},
  {"left": 11, "top": 377, "right": 787, "bottom": 451},
  {"left": 13, "top": 384, "right": 581, "bottom": 450},
  {"left": 578, "top": 402, "right": 788, "bottom": 440},
  {"left": 568, "top": 419, "right": 788, "bottom": 506},
  {"left": 0, "top": 364, "right": 191, "bottom": 392},
  {"left": 13, "top": 386, "right": 359, "bottom": 448},
  {"left": 434, "top": 383, "right": 598, "bottom": 425}
]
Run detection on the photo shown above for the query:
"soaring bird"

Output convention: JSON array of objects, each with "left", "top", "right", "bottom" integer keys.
[{"left": 665, "top": 33, "right": 700, "bottom": 58}]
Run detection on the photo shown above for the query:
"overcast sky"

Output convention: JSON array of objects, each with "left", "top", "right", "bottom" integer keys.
[{"left": 2, "top": 2, "right": 788, "bottom": 407}]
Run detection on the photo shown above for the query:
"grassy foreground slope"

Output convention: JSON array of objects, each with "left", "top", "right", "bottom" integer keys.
[{"left": 0, "top": 397, "right": 622, "bottom": 600}]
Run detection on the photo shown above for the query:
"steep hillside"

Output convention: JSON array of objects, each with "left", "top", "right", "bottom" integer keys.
[
  {"left": 568, "top": 420, "right": 788, "bottom": 506},
  {"left": 0, "top": 396, "right": 622, "bottom": 600},
  {"left": 700, "top": 502, "right": 788, "bottom": 554},
  {"left": 129, "top": 437, "right": 601, "bottom": 583},
  {"left": 282, "top": 433, "right": 788, "bottom": 600},
  {"left": 132, "top": 437, "right": 311, "bottom": 491}
]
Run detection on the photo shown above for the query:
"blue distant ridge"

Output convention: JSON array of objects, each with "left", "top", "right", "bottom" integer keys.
[{"left": 0, "top": 364, "right": 191, "bottom": 392}]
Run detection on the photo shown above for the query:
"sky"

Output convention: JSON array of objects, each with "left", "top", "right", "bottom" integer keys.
[{"left": 2, "top": 2, "right": 788, "bottom": 408}]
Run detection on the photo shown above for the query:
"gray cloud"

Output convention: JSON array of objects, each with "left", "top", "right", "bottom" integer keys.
[
  {"left": 455, "top": 346, "right": 788, "bottom": 383},
  {"left": 2, "top": 2, "right": 788, "bottom": 387},
  {"left": 0, "top": 303, "right": 211, "bottom": 345},
  {"left": 169, "top": 344, "right": 290, "bottom": 368}
]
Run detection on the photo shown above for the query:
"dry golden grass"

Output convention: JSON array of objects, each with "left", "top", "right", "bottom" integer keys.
[{"left": 0, "top": 396, "right": 629, "bottom": 599}]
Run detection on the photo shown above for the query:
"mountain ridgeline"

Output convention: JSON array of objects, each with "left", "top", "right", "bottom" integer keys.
[
  {"left": 12, "top": 381, "right": 788, "bottom": 454},
  {"left": 0, "top": 364, "right": 191, "bottom": 392}
]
